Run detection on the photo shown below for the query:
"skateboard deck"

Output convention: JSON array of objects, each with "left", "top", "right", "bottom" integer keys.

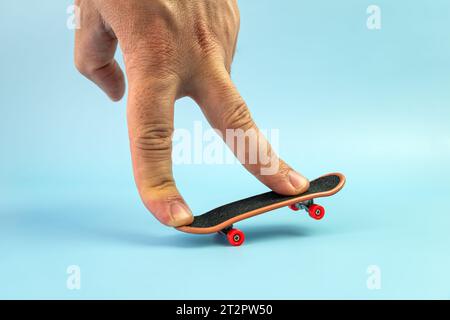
[{"left": 177, "top": 172, "right": 345, "bottom": 246}]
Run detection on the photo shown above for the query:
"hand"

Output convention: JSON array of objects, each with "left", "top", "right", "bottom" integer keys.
[{"left": 74, "top": 0, "right": 309, "bottom": 227}]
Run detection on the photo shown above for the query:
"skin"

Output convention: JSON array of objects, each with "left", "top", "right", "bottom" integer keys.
[{"left": 74, "top": 0, "right": 309, "bottom": 227}]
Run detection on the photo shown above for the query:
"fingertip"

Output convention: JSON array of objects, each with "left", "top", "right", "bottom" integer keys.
[
  {"left": 169, "top": 202, "right": 194, "bottom": 227},
  {"left": 141, "top": 194, "right": 194, "bottom": 227},
  {"left": 265, "top": 170, "right": 309, "bottom": 196},
  {"left": 107, "top": 87, "right": 125, "bottom": 102},
  {"left": 288, "top": 170, "right": 310, "bottom": 194},
  {"left": 105, "top": 67, "right": 126, "bottom": 102}
]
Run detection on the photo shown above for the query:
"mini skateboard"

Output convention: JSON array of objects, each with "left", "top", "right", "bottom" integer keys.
[{"left": 177, "top": 172, "right": 345, "bottom": 246}]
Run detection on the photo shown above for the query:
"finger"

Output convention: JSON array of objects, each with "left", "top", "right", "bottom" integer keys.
[
  {"left": 127, "top": 75, "right": 193, "bottom": 227},
  {"left": 192, "top": 65, "right": 309, "bottom": 195},
  {"left": 74, "top": 0, "right": 125, "bottom": 101}
]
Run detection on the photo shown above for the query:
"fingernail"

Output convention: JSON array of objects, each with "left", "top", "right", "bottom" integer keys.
[
  {"left": 170, "top": 202, "right": 192, "bottom": 225},
  {"left": 288, "top": 170, "right": 308, "bottom": 191}
]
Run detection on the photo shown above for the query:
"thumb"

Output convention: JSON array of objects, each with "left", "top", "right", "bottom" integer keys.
[{"left": 74, "top": 0, "right": 125, "bottom": 101}]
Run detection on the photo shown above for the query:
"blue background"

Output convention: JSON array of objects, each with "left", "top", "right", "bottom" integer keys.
[{"left": 1, "top": 1, "right": 449, "bottom": 299}]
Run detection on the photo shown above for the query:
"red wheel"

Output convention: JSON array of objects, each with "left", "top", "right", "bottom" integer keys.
[
  {"left": 227, "top": 228, "right": 245, "bottom": 246},
  {"left": 308, "top": 204, "right": 325, "bottom": 220},
  {"left": 289, "top": 203, "right": 300, "bottom": 211}
]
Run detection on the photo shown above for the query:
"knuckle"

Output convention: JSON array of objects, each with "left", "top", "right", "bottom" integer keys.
[
  {"left": 74, "top": 56, "right": 92, "bottom": 77},
  {"left": 74, "top": 55, "right": 112, "bottom": 80},
  {"left": 222, "top": 101, "right": 254, "bottom": 131},
  {"left": 193, "top": 22, "right": 218, "bottom": 56},
  {"left": 142, "top": 177, "right": 177, "bottom": 196},
  {"left": 123, "top": 18, "right": 179, "bottom": 78},
  {"left": 149, "top": 177, "right": 177, "bottom": 192},
  {"left": 132, "top": 123, "right": 173, "bottom": 156},
  {"left": 126, "top": 43, "right": 178, "bottom": 80},
  {"left": 146, "top": 35, "right": 176, "bottom": 65}
]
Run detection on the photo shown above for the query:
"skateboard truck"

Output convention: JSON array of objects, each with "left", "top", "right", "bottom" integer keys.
[
  {"left": 219, "top": 225, "right": 245, "bottom": 247},
  {"left": 218, "top": 201, "right": 325, "bottom": 246},
  {"left": 288, "top": 200, "right": 326, "bottom": 220}
]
